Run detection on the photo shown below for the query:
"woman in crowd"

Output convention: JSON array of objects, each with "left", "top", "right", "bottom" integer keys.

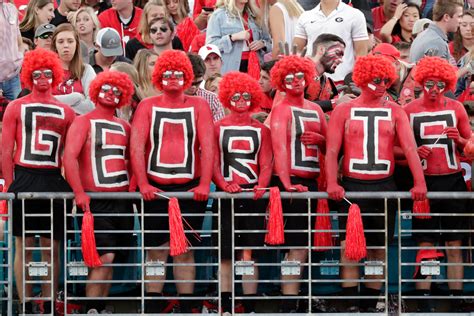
[
  {"left": 165, "top": 0, "right": 200, "bottom": 51},
  {"left": 450, "top": 10, "right": 474, "bottom": 63},
  {"left": 379, "top": 2, "right": 420, "bottom": 44},
  {"left": 206, "top": 0, "right": 271, "bottom": 74},
  {"left": 51, "top": 24, "right": 96, "bottom": 114},
  {"left": 264, "top": 0, "right": 303, "bottom": 59},
  {"left": 125, "top": 0, "right": 184, "bottom": 61},
  {"left": 204, "top": 73, "right": 222, "bottom": 94},
  {"left": 19, "top": 0, "right": 55, "bottom": 41},
  {"left": 133, "top": 49, "right": 160, "bottom": 98},
  {"left": 71, "top": 7, "right": 101, "bottom": 63}
]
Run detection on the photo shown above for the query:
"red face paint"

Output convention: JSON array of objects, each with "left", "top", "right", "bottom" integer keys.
[
  {"left": 98, "top": 84, "right": 122, "bottom": 108},
  {"left": 320, "top": 43, "right": 345, "bottom": 74}
]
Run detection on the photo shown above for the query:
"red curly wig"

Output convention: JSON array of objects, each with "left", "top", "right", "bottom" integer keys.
[
  {"left": 89, "top": 71, "right": 135, "bottom": 108},
  {"left": 270, "top": 55, "right": 315, "bottom": 92},
  {"left": 413, "top": 56, "right": 457, "bottom": 91},
  {"left": 20, "top": 48, "right": 64, "bottom": 90},
  {"left": 352, "top": 55, "right": 397, "bottom": 87},
  {"left": 218, "top": 72, "right": 264, "bottom": 111},
  {"left": 151, "top": 50, "right": 194, "bottom": 91}
]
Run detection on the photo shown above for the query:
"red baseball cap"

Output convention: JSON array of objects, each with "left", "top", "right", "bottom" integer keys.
[{"left": 372, "top": 43, "right": 401, "bottom": 61}]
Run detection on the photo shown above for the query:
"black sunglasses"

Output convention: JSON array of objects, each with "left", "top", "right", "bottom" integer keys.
[
  {"left": 101, "top": 84, "right": 122, "bottom": 96},
  {"left": 37, "top": 33, "right": 53, "bottom": 40},
  {"left": 373, "top": 78, "right": 390, "bottom": 85},
  {"left": 32, "top": 69, "right": 53, "bottom": 80},
  {"left": 425, "top": 80, "right": 446, "bottom": 90},
  {"left": 150, "top": 26, "right": 169, "bottom": 34},
  {"left": 231, "top": 92, "right": 251, "bottom": 102}
]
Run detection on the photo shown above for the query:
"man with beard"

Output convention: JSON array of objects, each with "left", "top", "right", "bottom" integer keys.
[{"left": 307, "top": 34, "right": 357, "bottom": 112}]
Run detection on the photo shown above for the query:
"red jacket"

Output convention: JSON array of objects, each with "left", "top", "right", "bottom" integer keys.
[{"left": 98, "top": 7, "right": 142, "bottom": 45}]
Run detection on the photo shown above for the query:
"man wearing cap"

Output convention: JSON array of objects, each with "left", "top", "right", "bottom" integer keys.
[
  {"left": 198, "top": 44, "right": 223, "bottom": 82},
  {"left": 89, "top": 27, "right": 131, "bottom": 74},
  {"left": 412, "top": 18, "right": 433, "bottom": 37},
  {"left": 34, "top": 24, "right": 56, "bottom": 51}
]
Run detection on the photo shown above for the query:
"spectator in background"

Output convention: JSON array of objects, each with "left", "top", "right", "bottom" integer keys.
[
  {"left": 133, "top": 49, "right": 160, "bottom": 97},
  {"left": 293, "top": 0, "right": 369, "bottom": 84},
  {"left": 394, "top": 41, "right": 412, "bottom": 62},
  {"left": 51, "top": 0, "right": 81, "bottom": 26},
  {"left": 20, "top": 37, "right": 34, "bottom": 54},
  {"left": 204, "top": 73, "right": 222, "bottom": 94},
  {"left": 165, "top": 0, "right": 200, "bottom": 51},
  {"left": 110, "top": 62, "right": 145, "bottom": 121},
  {"left": 125, "top": 0, "right": 183, "bottom": 61},
  {"left": 372, "top": 0, "right": 403, "bottom": 39},
  {"left": 266, "top": 0, "right": 304, "bottom": 59},
  {"left": 206, "top": 0, "right": 271, "bottom": 74},
  {"left": 367, "top": 24, "right": 377, "bottom": 52},
  {"left": 193, "top": 0, "right": 215, "bottom": 30},
  {"left": 450, "top": 10, "right": 474, "bottom": 63},
  {"left": 186, "top": 53, "right": 226, "bottom": 122},
  {"left": 51, "top": 23, "right": 96, "bottom": 114},
  {"left": 19, "top": 0, "right": 55, "bottom": 42},
  {"left": 99, "top": 0, "right": 143, "bottom": 44},
  {"left": 34, "top": 23, "right": 56, "bottom": 50},
  {"left": 198, "top": 44, "right": 223, "bottom": 81},
  {"left": 148, "top": 18, "right": 175, "bottom": 55},
  {"left": 380, "top": 2, "right": 421, "bottom": 44},
  {"left": 89, "top": 28, "right": 131, "bottom": 73},
  {"left": 83, "top": 0, "right": 111, "bottom": 14},
  {"left": 0, "top": 0, "right": 23, "bottom": 101},
  {"left": 410, "top": 0, "right": 463, "bottom": 63},
  {"left": 258, "top": 60, "right": 276, "bottom": 113},
  {"left": 71, "top": 7, "right": 101, "bottom": 62}
]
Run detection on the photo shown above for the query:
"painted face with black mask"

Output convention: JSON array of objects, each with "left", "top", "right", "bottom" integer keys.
[{"left": 319, "top": 42, "right": 345, "bottom": 74}]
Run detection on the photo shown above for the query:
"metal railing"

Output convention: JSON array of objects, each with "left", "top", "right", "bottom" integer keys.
[{"left": 0, "top": 191, "right": 473, "bottom": 315}]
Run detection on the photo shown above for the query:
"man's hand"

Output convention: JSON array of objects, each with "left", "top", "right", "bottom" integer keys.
[
  {"left": 327, "top": 183, "right": 345, "bottom": 201},
  {"left": 444, "top": 127, "right": 461, "bottom": 143},
  {"left": 335, "top": 94, "right": 357, "bottom": 105},
  {"left": 300, "top": 131, "right": 325, "bottom": 146},
  {"left": 253, "top": 185, "right": 266, "bottom": 200},
  {"left": 417, "top": 146, "right": 432, "bottom": 159},
  {"left": 224, "top": 183, "right": 242, "bottom": 193},
  {"left": 410, "top": 184, "right": 427, "bottom": 201},
  {"left": 249, "top": 40, "right": 265, "bottom": 51},
  {"left": 198, "top": 9, "right": 212, "bottom": 20},
  {"left": 189, "top": 184, "right": 210, "bottom": 201},
  {"left": 284, "top": 183, "right": 308, "bottom": 192},
  {"left": 75, "top": 192, "right": 91, "bottom": 212},
  {"left": 139, "top": 183, "right": 161, "bottom": 201}
]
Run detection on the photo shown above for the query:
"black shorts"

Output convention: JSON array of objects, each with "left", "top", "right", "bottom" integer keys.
[
  {"left": 143, "top": 179, "right": 207, "bottom": 247},
  {"left": 212, "top": 184, "right": 267, "bottom": 260},
  {"left": 412, "top": 172, "right": 468, "bottom": 243},
  {"left": 78, "top": 199, "right": 134, "bottom": 257},
  {"left": 272, "top": 176, "right": 318, "bottom": 247},
  {"left": 10, "top": 165, "right": 72, "bottom": 240},
  {"left": 338, "top": 176, "right": 397, "bottom": 247},
  {"left": 393, "top": 164, "right": 414, "bottom": 211}
]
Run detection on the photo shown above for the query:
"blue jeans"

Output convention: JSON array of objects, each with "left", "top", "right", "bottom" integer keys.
[{"left": 0, "top": 74, "right": 21, "bottom": 101}]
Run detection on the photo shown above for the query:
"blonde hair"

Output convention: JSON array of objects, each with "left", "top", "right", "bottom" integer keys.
[
  {"left": 165, "top": 0, "right": 189, "bottom": 22},
  {"left": 51, "top": 24, "right": 85, "bottom": 81},
  {"left": 19, "top": 0, "right": 54, "bottom": 33},
  {"left": 110, "top": 62, "right": 146, "bottom": 101},
  {"left": 71, "top": 7, "right": 101, "bottom": 41},
  {"left": 133, "top": 49, "right": 160, "bottom": 97},
  {"left": 216, "top": 0, "right": 262, "bottom": 27},
  {"left": 276, "top": 0, "right": 303, "bottom": 18},
  {"left": 139, "top": 0, "right": 169, "bottom": 44}
]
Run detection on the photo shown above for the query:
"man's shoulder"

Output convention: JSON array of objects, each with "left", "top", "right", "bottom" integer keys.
[
  {"left": 98, "top": 8, "right": 116, "bottom": 21},
  {"left": 196, "top": 88, "right": 218, "bottom": 100}
]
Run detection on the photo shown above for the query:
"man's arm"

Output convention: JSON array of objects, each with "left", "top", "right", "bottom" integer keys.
[
  {"left": 353, "top": 39, "right": 369, "bottom": 57},
  {"left": 1, "top": 104, "right": 17, "bottom": 188},
  {"left": 254, "top": 126, "right": 273, "bottom": 199},
  {"left": 293, "top": 37, "right": 308, "bottom": 55},
  {"left": 325, "top": 106, "right": 345, "bottom": 200}
]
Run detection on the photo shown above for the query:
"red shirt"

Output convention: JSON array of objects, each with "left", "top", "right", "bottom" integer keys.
[
  {"left": 98, "top": 7, "right": 142, "bottom": 44},
  {"left": 53, "top": 70, "right": 84, "bottom": 96},
  {"left": 192, "top": 0, "right": 217, "bottom": 19},
  {"left": 372, "top": 6, "right": 387, "bottom": 40},
  {"left": 448, "top": 41, "right": 468, "bottom": 63}
]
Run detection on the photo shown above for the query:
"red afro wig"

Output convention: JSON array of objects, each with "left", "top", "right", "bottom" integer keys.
[
  {"left": 152, "top": 50, "right": 194, "bottom": 91},
  {"left": 352, "top": 55, "right": 397, "bottom": 87},
  {"left": 218, "top": 71, "right": 264, "bottom": 111},
  {"left": 20, "top": 48, "right": 64, "bottom": 90},
  {"left": 413, "top": 56, "right": 457, "bottom": 91},
  {"left": 89, "top": 71, "right": 134, "bottom": 108},
  {"left": 270, "top": 55, "right": 315, "bottom": 91}
]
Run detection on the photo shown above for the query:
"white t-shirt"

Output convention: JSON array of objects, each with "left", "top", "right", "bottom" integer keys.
[
  {"left": 273, "top": 2, "right": 299, "bottom": 45},
  {"left": 294, "top": 1, "right": 368, "bottom": 82}
]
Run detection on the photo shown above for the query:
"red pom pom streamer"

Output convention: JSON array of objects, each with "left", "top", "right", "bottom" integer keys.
[
  {"left": 82, "top": 211, "right": 102, "bottom": 268},
  {"left": 413, "top": 199, "right": 431, "bottom": 219},
  {"left": 0, "top": 185, "right": 8, "bottom": 221},
  {"left": 168, "top": 197, "right": 189, "bottom": 257},
  {"left": 265, "top": 187, "right": 285, "bottom": 245},
  {"left": 344, "top": 202, "right": 366, "bottom": 261},
  {"left": 176, "top": 17, "right": 200, "bottom": 52},
  {"left": 247, "top": 51, "right": 261, "bottom": 80},
  {"left": 313, "top": 199, "right": 333, "bottom": 251}
]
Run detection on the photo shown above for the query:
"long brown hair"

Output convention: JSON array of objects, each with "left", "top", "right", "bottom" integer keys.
[
  {"left": 453, "top": 10, "right": 474, "bottom": 62},
  {"left": 51, "top": 23, "right": 85, "bottom": 81},
  {"left": 19, "top": 0, "right": 54, "bottom": 33}
]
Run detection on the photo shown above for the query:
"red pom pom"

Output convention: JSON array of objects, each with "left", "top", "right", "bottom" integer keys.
[
  {"left": 82, "top": 211, "right": 102, "bottom": 268},
  {"left": 0, "top": 185, "right": 8, "bottom": 221},
  {"left": 168, "top": 197, "right": 189, "bottom": 256},
  {"left": 265, "top": 187, "right": 285, "bottom": 245},
  {"left": 413, "top": 199, "right": 431, "bottom": 219},
  {"left": 247, "top": 51, "right": 261, "bottom": 80},
  {"left": 313, "top": 199, "right": 333, "bottom": 251},
  {"left": 344, "top": 203, "right": 367, "bottom": 261}
]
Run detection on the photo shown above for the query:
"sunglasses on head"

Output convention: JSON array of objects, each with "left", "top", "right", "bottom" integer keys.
[
  {"left": 424, "top": 80, "right": 446, "bottom": 90},
  {"left": 101, "top": 84, "right": 122, "bottom": 96},
  {"left": 284, "top": 72, "right": 304, "bottom": 83},
  {"left": 37, "top": 33, "right": 53, "bottom": 40},
  {"left": 32, "top": 69, "right": 53, "bottom": 80},
  {"left": 150, "top": 26, "right": 169, "bottom": 34},
  {"left": 373, "top": 77, "right": 390, "bottom": 85},
  {"left": 231, "top": 92, "right": 251, "bottom": 102},
  {"left": 163, "top": 70, "right": 184, "bottom": 79}
]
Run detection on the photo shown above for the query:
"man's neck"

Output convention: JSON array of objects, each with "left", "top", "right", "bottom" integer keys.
[
  {"left": 31, "top": 87, "right": 54, "bottom": 102},
  {"left": 228, "top": 111, "right": 252, "bottom": 124},
  {"left": 153, "top": 43, "right": 172, "bottom": 56},
  {"left": 435, "top": 21, "right": 448, "bottom": 36},
  {"left": 117, "top": 5, "right": 133, "bottom": 20},
  {"left": 314, "top": 60, "right": 325, "bottom": 77},
  {"left": 162, "top": 90, "right": 185, "bottom": 104},
  {"left": 320, "top": 0, "right": 339, "bottom": 16},
  {"left": 284, "top": 91, "right": 305, "bottom": 106},
  {"left": 94, "top": 103, "right": 116, "bottom": 119},
  {"left": 423, "top": 95, "right": 444, "bottom": 109},
  {"left": 95, "top": 51, "right": 114, "bottom": 70},
  {"left": 358, "top": 90, "right": 384, "bottom": 106},
  {"left": 384, "top": 6, "right": 394, "bottom": 20}
]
